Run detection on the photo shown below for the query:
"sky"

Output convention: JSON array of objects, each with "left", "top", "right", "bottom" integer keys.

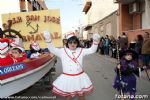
[
  {"left": 0, "top": 0, "right": 20, "bottom": 29},
  {"left": 45, "top": 0, "right": 84, "bottom": 34}
]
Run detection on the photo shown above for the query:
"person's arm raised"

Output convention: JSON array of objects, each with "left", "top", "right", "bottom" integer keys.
[
  {"left": 82, "top": 33, "right": 100, "bottom": 56},
  {"left": 43, "top": 30, "right": 61, "bottom": 58}
]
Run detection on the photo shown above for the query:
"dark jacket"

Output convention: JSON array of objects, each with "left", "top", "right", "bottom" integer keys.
[{"left": 142, "top": 38, "right": 150, "bottom": 54}]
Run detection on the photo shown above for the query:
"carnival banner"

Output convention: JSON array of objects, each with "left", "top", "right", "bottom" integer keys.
[{"left": 1, "top": 9, "right": 63, "bottom": 49}]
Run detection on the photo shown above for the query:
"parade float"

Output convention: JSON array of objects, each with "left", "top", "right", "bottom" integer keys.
[
  {"left": 0, "top": 54, "right": 56, "bottom": 98},
  {"left": 0, "top": 9, "right": 63, "bottom": 98}
]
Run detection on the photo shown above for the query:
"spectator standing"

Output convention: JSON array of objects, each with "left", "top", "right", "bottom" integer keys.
[
  {"left": 110, "top": 36, "right": 117, "bottom": 58},
  {"left": 141, "top": 32, "right": 150, "bottom": 68},
  {"left": 99, "top": 37, "right": 105, "bottom": 55},
  {"left": 119, "top": 32, "right": 128, "bottom": 51},
  {"left": 118, "top": 32, "right": 128, "bottom": 59},
  {"left": 135, "top": 35, "right": 144, "bottom": 55},
  {"left": 104, "top": 35, "right": 110, "bottom": 56}
]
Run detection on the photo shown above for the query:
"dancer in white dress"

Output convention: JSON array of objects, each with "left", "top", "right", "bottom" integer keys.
[{"left": 43, "top": 31, "right": 100, "bottom": 100}]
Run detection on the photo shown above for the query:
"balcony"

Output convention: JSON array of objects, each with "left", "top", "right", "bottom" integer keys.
[
  {"left": 83, "top": 1, "right": 92, "bottom": 14},
  {"left": 84, "top": 24, "right": 92, "bottom": 31},
  {"left": 114, "top": 0, "right": 140, "bottom": 4}
]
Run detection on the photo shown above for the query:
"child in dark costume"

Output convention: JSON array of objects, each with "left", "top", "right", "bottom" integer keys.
[{"left": 113, "top": 49, "right": 141, "bottom": 100}]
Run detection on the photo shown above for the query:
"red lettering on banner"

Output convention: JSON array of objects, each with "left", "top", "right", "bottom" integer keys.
[{"left": 22, "top": 32, "right": 61, "bottom": 42}]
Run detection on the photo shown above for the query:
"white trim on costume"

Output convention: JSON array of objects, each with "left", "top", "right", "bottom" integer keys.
[{"left": 52, "top": 84, "right": 93, "bottom": 97}]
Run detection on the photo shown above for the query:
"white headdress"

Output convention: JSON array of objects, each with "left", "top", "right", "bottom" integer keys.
[
  {"left": 10, "top": 37, "right": 24, "bottom": 52},
  {"left": 66, "top": 32, "right": 75, "bottom": 39}
]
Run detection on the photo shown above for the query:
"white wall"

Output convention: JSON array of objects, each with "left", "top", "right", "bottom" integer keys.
[
  {"left": 83, "top": 0, "right": 118, "bottom": 25},
  {"left": 0, "top": 0, "right": 20, "bottom": 29},
  {"left": 142, "top": 0, "right": 150, "bottom": 29}
]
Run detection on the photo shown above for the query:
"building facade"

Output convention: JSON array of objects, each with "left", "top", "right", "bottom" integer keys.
[
  {"left": 92, "top": 11, "right": 119, "bottom": 38},
  {"left": 114, "top": 0, "right": 150, "bottom": 42},
  {"left": 82, "top": 0, "right": 118, "bottom": 39}
]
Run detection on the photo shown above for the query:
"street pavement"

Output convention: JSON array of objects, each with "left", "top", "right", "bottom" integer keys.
[{"left": 18, "top": 53, "right": 150, "bottom": 100}]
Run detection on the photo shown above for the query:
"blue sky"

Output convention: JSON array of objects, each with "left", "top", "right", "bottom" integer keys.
[{"left": 45, "top": 0, "right": 84, "bottom": 34}]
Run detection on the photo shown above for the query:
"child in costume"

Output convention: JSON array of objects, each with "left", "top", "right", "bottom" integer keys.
[
  {"left": 0, "top": 38, "right": 14, "bottom": 66},
  {"left": 43, "top": 31, "right": 100, "bottom": 100},
  {"left": 113, "top": 49, "right": 141, "bottom": 100},
  {"left": 11, "top": 47, "right": 26, "bottom": 62},
  {"left": 10, "top": 37, "right": 27, "bottom": 62},
  {"left": 29, "top": 41, "right": 42, "bottom": 58}
]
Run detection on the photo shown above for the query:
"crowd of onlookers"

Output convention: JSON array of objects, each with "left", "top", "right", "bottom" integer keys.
[{"left": 96, "top": 32, "right": 150, "bottom": 69}]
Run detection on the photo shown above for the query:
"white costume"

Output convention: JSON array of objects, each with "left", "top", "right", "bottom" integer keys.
[
  {"left": 43, "top": 31, "right": 100, "bottom": 97},
  {"left": 10, "top": 36, "right": 25, "bottom": 52},
  {"left": 30, "top": 41, "right": 41, "bottom": 58},
  {"left": 30, "top": 52, "right": 40, "bottom": 58}
]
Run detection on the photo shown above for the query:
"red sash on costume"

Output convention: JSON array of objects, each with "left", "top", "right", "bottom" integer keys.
[
  {"left": 63, "top": 71, "right": 84, "bottom": 76},
  {"left": 64, "top": 48, "right": 84, "bottom": 74},
  {"left": 64, "top": 47, "right": 83, "bottom": 64}
]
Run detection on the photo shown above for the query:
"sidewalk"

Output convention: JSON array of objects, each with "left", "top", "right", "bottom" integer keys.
[
  {"left": 140, "top": 69, "right": 150, "bottom": 81},
  {"left": 96, "top": 53, "right": 150, "bottom": 82},
  {"left": 96, "top": 53, "right": 118, "bottom": 63}
]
